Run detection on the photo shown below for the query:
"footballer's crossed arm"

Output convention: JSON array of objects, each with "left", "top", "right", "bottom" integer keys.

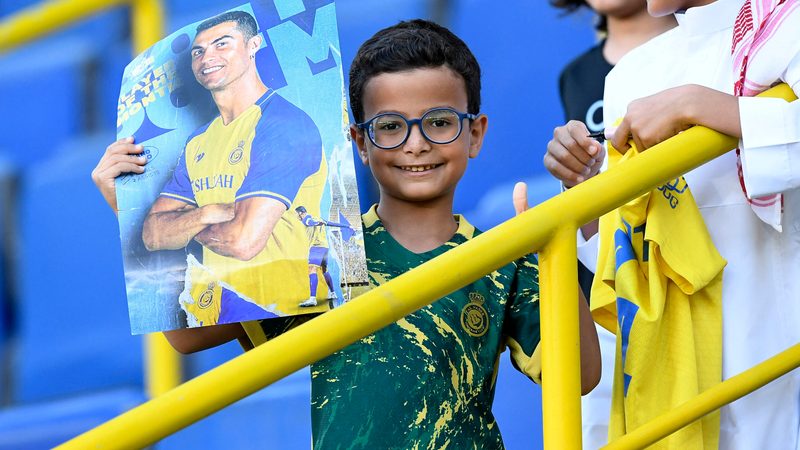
[{"left": 193, "top": 196, "right": 287, "bottom": 261}]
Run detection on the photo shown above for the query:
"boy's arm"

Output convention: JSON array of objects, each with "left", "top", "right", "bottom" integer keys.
[
  {"left": 512, "top": 184, "right": 601, "bottom": 394},
  {"left": 91, "top": 139, "right": 248, "bottom": 354},
  {"left": 577, "top": 288, "right": 601, "bottom": 394},
  {"left": 164, "top": 323, "right": 247, "bottom": 354}
]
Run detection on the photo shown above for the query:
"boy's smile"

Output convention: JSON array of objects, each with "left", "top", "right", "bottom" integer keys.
[{"left": 354, "top": 66, "right": 487, "bottom": 206}]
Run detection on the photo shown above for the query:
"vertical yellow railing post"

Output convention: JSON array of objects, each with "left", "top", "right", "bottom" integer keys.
[
  {"left": 145, "top": 332, "right": 181, "bottom": 398},
  {"left": 126, "top": 0, "right": 179, "bottom": 398},
  {"left": 130, "top": 0, "right": 164, "bottom": 54},
  {"left": 538, "top": 225, "right": 582, "bottom": 449}
]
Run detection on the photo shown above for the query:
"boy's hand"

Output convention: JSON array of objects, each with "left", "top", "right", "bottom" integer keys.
[
  {"left": 91, "top": 137, "right": 146, "bottom": 213},
  {"left": 513, "top": 182, "right": 529, "bottom": 215},
  {"left": 544, "top": 121, "right": 605, "bottom": 188}
]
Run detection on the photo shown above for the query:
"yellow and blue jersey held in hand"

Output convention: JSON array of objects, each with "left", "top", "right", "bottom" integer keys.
[
  {"left": 591, "top": 144, "right": 726, "bottom": 449},
  {"left": 160, "top": 89, "right": 329, "bottom": 326}
]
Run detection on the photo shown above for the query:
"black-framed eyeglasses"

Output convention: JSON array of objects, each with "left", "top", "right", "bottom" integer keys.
[{"left": 356, "top": 107, "right": 477, "bottom": 150}]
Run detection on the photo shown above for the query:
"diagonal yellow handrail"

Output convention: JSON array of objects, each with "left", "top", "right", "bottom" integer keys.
[
  {"left": 52, "top": 84, "right": 796, "bottom": 449},
  {"left": 604, "top": 343, "right": 800, "bottom": 449},
  {"left": 0, "top": 0, "right": 163, "bottom": 56},
  {"left": 0, "top": 0, "right": 176, "bottom": 399}
]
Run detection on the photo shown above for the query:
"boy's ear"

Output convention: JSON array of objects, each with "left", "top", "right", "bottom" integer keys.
[
  {"left": 350, "top": 124, "right": 369, "bottom": 166},
  {"left": 468, "top": 114, "right": 488, "bottom": 159}
]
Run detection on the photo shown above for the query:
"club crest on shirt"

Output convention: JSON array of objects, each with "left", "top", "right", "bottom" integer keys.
[
  {"left": 461, "top": 292, "right": 489, "bottom": 337},
  {"left": 229, "top": 140, "right": 245, "bottom": 165},
  {"left": 198, "top": 282, "right": 216, "bottom": 309}
]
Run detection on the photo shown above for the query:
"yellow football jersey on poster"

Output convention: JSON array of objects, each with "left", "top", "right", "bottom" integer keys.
[
  {"left": 592, "top": 145, "right": 726, "bottom": 449},
  {"left": 161, "top": 90, "right": 329, "bottom": 324}
]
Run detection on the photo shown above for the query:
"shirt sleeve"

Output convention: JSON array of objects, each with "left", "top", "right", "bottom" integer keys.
[
  {"left": 159, "top": 150, "right": 196, "bottom": 205},
  {"left": 738, "top": 17, "right": 800, "bottom": 198},
  {"left": 503, "top": 254, "right": 542, "bottom": 383},
  {"left": 236, "top": 98, "right": 323, "bottom": 208}
]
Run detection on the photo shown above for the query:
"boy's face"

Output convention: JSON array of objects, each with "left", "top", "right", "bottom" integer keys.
[
  {"left": 646, "top": 0, "right": 713, "bottom": 16},
  {"left": 352, "top": 66, "right": 487, "bottom": 205}
]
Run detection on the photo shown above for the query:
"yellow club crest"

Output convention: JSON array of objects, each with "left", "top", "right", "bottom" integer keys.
[
  {"left": 229, "top": 140, "right": 245, "bottom": 165},
  {"left": 461, "top": 292, "right": 489, "bottom": 337},
  {"left": 198, "top": 282, "right": 216, "bottom": 309}
]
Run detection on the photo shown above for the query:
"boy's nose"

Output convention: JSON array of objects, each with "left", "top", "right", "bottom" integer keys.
[{"left": 403, "top": 125, "right": 431, "bottom": 155}]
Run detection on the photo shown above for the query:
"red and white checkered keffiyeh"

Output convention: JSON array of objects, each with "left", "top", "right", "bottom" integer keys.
[{"left": 732, "top": 0, "right": 798, "bottom": 230}]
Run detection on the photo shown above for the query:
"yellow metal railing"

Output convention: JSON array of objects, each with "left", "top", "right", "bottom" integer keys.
[
  {"left": 54, "top": 85, "right": 797, "bottom": 450},
  {"left": 3, "top": 1, "right": 799, "bottom": 449},
  {"left": 0, "top": 0, "right": 177, "bottom": 400}
]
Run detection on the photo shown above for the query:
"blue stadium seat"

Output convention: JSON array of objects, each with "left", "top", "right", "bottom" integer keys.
[
  {"left": 12, "top": 133, "right": 143, "bottom": 403},
  {"left": 0, "top": 388, "right": 145, "bottom": 450},
  {"left": 0, "top": 38, "right": 92, "bottom": 168},
  {"left": 493, "top": 356, "right": 545, "bottom": 450},
  {"left": 158, "top": 368, "right": 311, "bottom": 450},
  {"left": 0, "top": 3, "right": 125, "bottom": 167},
  {"left": 465, "top": 173, "right": 562, "bottom": 231},
  {"left": 0, "top": 157, "right": 13, "bottom": 402}
]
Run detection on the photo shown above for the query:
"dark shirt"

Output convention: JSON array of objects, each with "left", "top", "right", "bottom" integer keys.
[{"left": 558, "top": 41, "right": 614, "bottom": 132}]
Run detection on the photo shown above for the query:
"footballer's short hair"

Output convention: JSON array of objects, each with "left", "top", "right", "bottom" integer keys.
[
  {"left": 196, "top": 10, "right": 259, "bottom": 41},
  {"left": 348, "top": 19, "right": 481, "bottom": 123}
]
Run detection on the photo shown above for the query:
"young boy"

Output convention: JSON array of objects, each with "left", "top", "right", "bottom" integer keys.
[
  {"left": 544, "top": 0, "right": 800, "bottom": 447},
  {"left": 94, "top": 20, "right": 601, "bottom": 448}
]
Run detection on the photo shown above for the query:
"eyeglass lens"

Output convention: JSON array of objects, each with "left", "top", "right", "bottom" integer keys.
[{"left": 371, "top": 109, "right": 462, "bottom": 148}]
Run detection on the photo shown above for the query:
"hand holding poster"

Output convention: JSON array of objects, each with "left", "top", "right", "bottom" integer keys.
[{"left": 116, "top": 1, "right": 367, "bottom": 334}]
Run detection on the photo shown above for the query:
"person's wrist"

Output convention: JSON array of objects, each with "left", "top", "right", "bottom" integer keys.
[{"left": 683, "top": 84, "right": 706, "bottom": 126}]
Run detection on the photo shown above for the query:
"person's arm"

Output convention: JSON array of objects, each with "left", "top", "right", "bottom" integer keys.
[
  {"left": 737, "top": 47, "right": 800, "bottom": 197},
  {"left": 194, "top": 197, "right": 287, "bottom": 261},
  {"left": 142, "top": 196, "right": 234, "bottom": 251},
  {"left": 543, "top": 121, "right": 605, "bottom": 240},
  {"left": 91, "top": 137, "right": 147, "bottom": 213},
  {"left": 608, "top": 84, "right": 741, "bottom": 152},
  {"left": 512, "top": 183, "right": 601, "bottom": 394},
  {"left": 164, "top": 323, "right": 247, "bottom": 354},
  {"left": 577, "top": 288, "right": 601, "bottom": 394}
]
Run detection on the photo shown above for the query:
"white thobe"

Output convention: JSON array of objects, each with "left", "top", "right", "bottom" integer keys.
[{"left": 580, "top": 0, "right": 800, "bottom": 448}]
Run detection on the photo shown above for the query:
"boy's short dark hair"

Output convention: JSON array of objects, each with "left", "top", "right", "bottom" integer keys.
[
  {"left": 197, "top": 10, "right": 258, "bottom": 40},
  {"left": 349, "top": 19, "right": 481, "bottom": 124}
]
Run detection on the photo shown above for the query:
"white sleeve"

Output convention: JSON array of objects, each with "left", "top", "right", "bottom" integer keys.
[{"left": 738, "top": 32, "right": 800, "bottom": 197}]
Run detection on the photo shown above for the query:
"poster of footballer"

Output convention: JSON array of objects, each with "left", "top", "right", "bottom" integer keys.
[{"left": 115, "top": 0, "right": 368, "bottom": 334}]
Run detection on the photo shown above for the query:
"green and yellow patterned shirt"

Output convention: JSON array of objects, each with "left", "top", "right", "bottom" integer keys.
[{"left": 308, "top": 206, "right": 542, "bottom": 449}]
